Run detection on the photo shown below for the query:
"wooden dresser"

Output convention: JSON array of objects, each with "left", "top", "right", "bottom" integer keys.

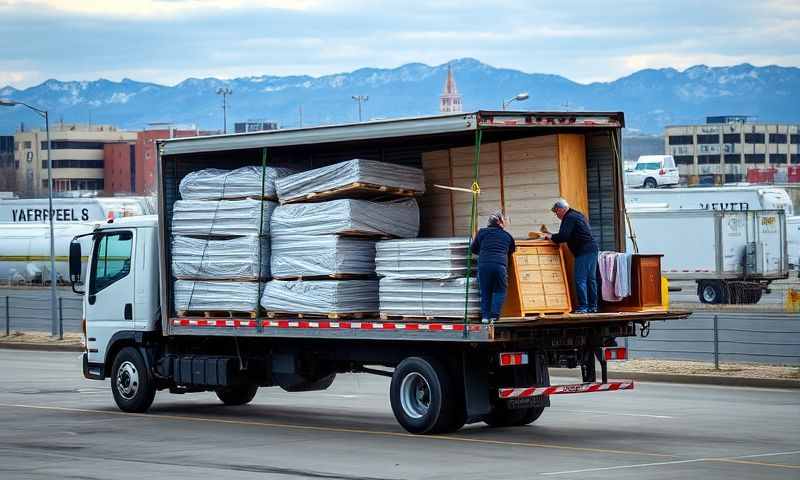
[
  {"left": 604, "top": 254, "right": 665, "bottom": 312},
  {"left": 502, "top": 240, "right": 572, "bottom": 317}
]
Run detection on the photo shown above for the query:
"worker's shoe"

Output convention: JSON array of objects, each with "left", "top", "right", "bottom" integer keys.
[
  {"left": 481, "top": 318, "right": 490, "bottom": 324},
  {"left": 573, "top": 308, "right": 590, "bottom": 314}
]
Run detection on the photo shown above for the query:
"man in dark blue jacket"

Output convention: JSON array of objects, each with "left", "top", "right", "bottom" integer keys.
[
  {"left": 543, "top": 198, "right": 599, "bottom": 313},
  {"left": 471, "top": 211, "right": 516, "bottom": 323}
]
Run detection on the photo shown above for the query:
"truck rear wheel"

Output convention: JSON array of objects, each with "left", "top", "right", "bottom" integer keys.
[
  {"left": 485, "top": 405, "right": 545, "bottom": 427},
  {"left": 111, "top": 347, "right": 156, "bottom": 413},
  {"left": 215, "top": 385, "right": 259, "bottom": 405},
  {"left": 390, "top": 356, "right": 464, "bottom": 434},
  {"left": 698, "top": 280, "right": 727, "bottom": 304}
]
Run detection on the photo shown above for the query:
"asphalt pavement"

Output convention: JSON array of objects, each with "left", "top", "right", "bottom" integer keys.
[{"left": 0, "top": 350, "right": 798, "bottom": 479}]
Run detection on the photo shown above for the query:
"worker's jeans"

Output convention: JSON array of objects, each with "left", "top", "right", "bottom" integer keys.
[
  {"left": 574, "top": 250, "right": 599, "bottom": 312},
  {"left": 478, "top": 263, "right": 508, "bottom": 320}
]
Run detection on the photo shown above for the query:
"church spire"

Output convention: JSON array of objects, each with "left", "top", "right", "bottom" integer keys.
[{"left": 440, "top": 64, "right": 462, "bottom": 113}]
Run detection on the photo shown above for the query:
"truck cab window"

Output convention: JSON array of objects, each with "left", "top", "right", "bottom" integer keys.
[{"left": 90, "top": 231, "right": 133, "bottom": 294}]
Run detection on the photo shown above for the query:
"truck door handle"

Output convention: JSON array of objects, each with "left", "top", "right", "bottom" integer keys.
[{"left": 124, "top": 303, "right": 133, "bottom": 320}]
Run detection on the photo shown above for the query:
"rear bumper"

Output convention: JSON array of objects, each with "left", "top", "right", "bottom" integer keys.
[{"left": 82, "top": 353, "right": 105, "bottom": 380}]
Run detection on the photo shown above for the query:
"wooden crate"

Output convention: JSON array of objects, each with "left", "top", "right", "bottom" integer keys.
[
  {"left": 602, "top": 254, "right": 665, "bottom": 312},
  {"left": 502, "top": 240, "right": 572, "bottom": 317}
]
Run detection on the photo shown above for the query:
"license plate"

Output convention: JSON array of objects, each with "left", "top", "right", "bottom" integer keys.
[{"left": 506, "top": 395, "right": 549, "bottom": 410}]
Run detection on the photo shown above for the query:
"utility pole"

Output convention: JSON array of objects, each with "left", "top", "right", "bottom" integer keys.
[
  {"left": 216, "top": 87, "right": 233, "bottom": 133},
  {"left": 351, "top": 95, "right": 368, "bottom": 122}
]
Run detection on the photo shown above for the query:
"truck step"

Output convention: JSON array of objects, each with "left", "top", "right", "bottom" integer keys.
[
  {"left": 177, "top": 310, "right": 258, "bottom": 319},
  {"left": 265, "top": 311, "right": 376, "bottom": 320},
  {"left": 281, "top": 181, "right": 422, "bottom": 204}
]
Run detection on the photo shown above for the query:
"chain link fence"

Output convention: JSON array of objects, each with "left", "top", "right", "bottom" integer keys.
[
  {"left": 1, "top": 295, "right": 83, "bottom": 337},
  {"left": 627, "top": 312, "right": 800, "bottom": 366}
]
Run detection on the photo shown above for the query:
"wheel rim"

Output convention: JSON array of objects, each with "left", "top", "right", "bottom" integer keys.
[
  {"left": 116, "top": 361, "right": 139, "bottom": 400},
  {"left": 399, "top": 372, "right": 431, "bottom": 419},
  {"left": 702, "top": 285, "right": 717, "bottom": 303}
]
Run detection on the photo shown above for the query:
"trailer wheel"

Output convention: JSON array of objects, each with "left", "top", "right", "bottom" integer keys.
[
  {"left": 390, "top": 356, "right": 463, "bottom": 434},
  {"left": 215, "top": 385, "right": 259, "bottom": 406},
  {"left": 698, "top": 280, "right": 727, "bottom": 304},
  {"left": 485, "top": 405, "right": 545, "bottom": 427},
  {"left": 110, "top": 347, "right": 156, "bottom": 413}
]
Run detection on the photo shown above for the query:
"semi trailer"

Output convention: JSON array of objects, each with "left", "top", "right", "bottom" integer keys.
[{"left": 72, "top": 111, "right": 688, "bottom": 434}]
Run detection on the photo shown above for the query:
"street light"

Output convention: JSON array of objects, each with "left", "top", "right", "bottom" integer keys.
[
  {"left": 502, "top": 92, "right": 529, "bottom": 110},
  {"left": 216, "top": 87, "right": 233, "bottom": 133},
  {"left": 351, "top": 95, "right": 368, "bottom": 122},
  {"left": 0, "top": 98, "right": 59, "bottom": 338}
]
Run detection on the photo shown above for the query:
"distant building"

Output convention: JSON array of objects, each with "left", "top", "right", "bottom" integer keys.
[
  {"left": 664, "top": 117, "right": 800, "bottom": 185},
  {"left": 439, "top": 65, "right": 462, "bottom": 113},
  {"left": 0, "top": 136, "right": 15, "bottom": 193},
  {"left": 234, "top": 121, "right": 279, "bottom": 133},
  {"left": 104, "top": 125, "right": 200, "bottom": 195},
  {"left": 13, "top": 124, "right": 136, "bottom": 197}
]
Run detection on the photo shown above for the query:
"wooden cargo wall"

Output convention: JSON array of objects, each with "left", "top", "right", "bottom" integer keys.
[{"left": 420, "top": 134, "right": 589, "bottom": 238}]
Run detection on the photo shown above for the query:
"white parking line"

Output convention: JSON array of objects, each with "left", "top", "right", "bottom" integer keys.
[
  {"left": 734, "top": 450, "right": 800, "bottom": 459},
  {"left": 541, "top": 458, "right": 706, "bottom": 475}
]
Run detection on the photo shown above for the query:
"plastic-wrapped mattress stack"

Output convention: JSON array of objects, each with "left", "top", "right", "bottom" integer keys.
[
  {"left": 172, "top": 166, "right": 285, "bottom": 315},
  {"left": 376, "top": 238, "right": 481, "bottom": 319},
  {"left": 260, "top": 159, "right": 424, "bottom": 316}
]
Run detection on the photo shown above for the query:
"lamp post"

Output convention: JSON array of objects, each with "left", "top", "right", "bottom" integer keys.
[
  {"left": 216, "top": 87, "right": 233, "bottom": 133},
  {"left": 351, "top": 95, "right": 368, "bottom": 122},
  {"left": 0, "top": 98, "right": 58, "bottom": 338},
  {"left": 502, "top": 92, "right": 529, "bottom": 110}
]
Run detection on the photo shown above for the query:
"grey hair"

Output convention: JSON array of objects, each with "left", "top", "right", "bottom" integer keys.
[
  {"left": 552, "top": 198, "right": 570, "bottom": 212},
  {"left": 487, "top": 210, "right": 506, "bottom": 226}
]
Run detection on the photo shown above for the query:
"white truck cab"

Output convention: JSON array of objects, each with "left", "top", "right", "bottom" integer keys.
[{"left": 71, "top": 216, "right": 159, "bottom": 379}]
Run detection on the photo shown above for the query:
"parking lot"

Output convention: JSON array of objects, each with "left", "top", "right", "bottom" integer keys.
[{"left": 0, "top": 350, "right": 798, "bottom": 479}]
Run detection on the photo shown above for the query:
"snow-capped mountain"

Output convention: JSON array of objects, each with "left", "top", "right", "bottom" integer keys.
[{"left": 1, "top": 59, "right": 797, "bottom": 134}]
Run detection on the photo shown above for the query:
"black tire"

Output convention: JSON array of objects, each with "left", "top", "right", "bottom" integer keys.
[
  {"left": 485, "top": 405, "right": 545, "bottom": 427},
  {"left": 390, "top": 356, "right": 464, "bottom": 434},
  {"left": 110, "top": 347, "right": 156, "bottom": 413},
  {"left": 644, "top": 177, "right": 658, "bottom": 188},
  {"left": 215, "top": 384, "right": 259, "bottom": 405},
  {"left": 698, "top": 280, "right": 727, "bottom": 304}
]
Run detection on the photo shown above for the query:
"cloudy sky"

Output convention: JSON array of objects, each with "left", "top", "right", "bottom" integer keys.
[{"left": 2, "top": 0, "right": 798, "bottom": 88}]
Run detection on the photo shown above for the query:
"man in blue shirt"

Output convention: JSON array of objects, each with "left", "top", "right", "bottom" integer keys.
[
  {"left": 471, "top": 211, "right": 516, "bottom": 323},
  {"left": 543, "top": 198, "right": 599, "bottom": 314}
]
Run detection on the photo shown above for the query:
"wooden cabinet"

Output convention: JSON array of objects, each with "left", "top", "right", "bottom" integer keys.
[
  {"left": 502, "top": 240, "right": 572, "bottom": 317},
  {"left": 605, "top": 254, "right": 665, "bottom": 312}
]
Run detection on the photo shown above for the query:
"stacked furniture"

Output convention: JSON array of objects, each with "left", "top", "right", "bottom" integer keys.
[
  {"left": 501, "top": 239, "right": 572, "bottom": 317},
  {"left": 261, "top": 159, "right": 424, "bottom": 317},
  {"left": 376, "top": 238, "right": 481, "bottom": 319},
  {"left": 172, "top": 167, "right": 283, "bottom": 316}
]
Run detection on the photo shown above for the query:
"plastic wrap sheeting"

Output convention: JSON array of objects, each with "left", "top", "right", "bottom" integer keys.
[
  {"left": 260, "top": 280, "right": 379, "bottom": 314},
  {"left": 276, "top": 159, "right": 425, "bottom": 202},
  {"left": 271, "top": 198, "right": 419, "bottom": 238},
  {"left": 375, "top": 238, "right": 471, "bottom": 279},
  {"left": 271, "top": 235, "right": 376, "bottom": 278},
  {"left": 179, "top": 166, "right": 293, "bottom": 200},
  {"left": 172, "top": 199, "right": 277, "bottom": 236},
  {"left": 379, "top": 278, "right": 480, "bottom": 318},
  {"left": 174, "top": 280, "right": 260, "bottom": 312},
  {"left": 172, "top": 235, "right": 269, "bottom": 280}
]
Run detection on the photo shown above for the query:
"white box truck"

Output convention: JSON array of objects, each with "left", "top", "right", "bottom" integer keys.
[{"left": 627, "top": 209, "right": 789, "bottom": 304}]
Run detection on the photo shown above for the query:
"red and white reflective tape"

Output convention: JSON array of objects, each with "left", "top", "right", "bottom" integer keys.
[
  {"left": 498, "top": 380, "right": 634, "bottom": 399},
  {"left": 172, "top": 318, "right": 481, "bottom": 332},
  {"left": 499, "top": 352, "right": 529, "bottom": 366}
]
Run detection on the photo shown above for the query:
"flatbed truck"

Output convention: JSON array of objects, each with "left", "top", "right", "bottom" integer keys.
[{"left": 71, "top": 111, "right": 689, "bottom": 434}]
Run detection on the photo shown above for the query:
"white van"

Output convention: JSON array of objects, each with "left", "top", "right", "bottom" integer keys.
[{"left": 625, "top": 155, "right": 679, "bottom": 188}]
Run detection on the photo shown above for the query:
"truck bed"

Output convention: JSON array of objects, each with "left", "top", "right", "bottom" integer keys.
[{"left": 169, "top": 309, "right": 690, "bottom": 343}]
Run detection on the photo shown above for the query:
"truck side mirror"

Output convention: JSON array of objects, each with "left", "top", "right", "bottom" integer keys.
[{"left": 69, "top": 241, "right": 84, "bottom": 294}]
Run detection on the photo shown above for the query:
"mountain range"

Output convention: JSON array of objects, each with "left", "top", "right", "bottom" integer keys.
[{"left": 1, "top": 58, "right": 798, "bottom": 135}]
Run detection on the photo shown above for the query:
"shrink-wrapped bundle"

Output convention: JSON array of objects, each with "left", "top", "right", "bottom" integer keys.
[
  {"left": 271, "top": 235, "right": 376, "bottom": 279},
  {"left": 276, "top": 159, "right": 425, "bottom": 202},
  {"left": 270, "top": 198, "right": 419, "bottom": 238},
  {"left": 375, "top": 238, "right": 471, "bottom": 279},
  {"left": 379, "top": 278, "right": 481, "bottom": 318},
  {"left": 260, "top": 280, "right": 379, "bottom": 314},
  {"left": 171, "top": 235, "right": 269, "bottom": 280},
  {"left": 174, "top": 280, "right": 260, "bottom": 312},
  {"left": 172, "top": 199, "right": 277, "bottom": 236},
  {"left": 179, "top": 166, "right": 293, "bottom": 200}
]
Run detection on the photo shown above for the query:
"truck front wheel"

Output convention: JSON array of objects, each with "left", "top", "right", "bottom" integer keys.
[
  {"left": 216, "top": 385, "right": 259, "bottom": 406},
  {"left": 390, "top": 356, "right": 464, "bottom": 434},
  {"left": 110, "top": 347, "right": 156, "bottom": 413}
]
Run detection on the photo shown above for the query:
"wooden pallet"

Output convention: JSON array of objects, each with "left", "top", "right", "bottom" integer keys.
[
  {"left": 272, "top": 273, "right": 375, "bottom": 281},
  {"left": 281, "top": 182, "right": 422, "bottom": 204},
  {"left": 177, "top": 310, "right": 258, "bottom": 319},
  {"left": 265, "top": 311, "right": 375, "bottom": 320}
]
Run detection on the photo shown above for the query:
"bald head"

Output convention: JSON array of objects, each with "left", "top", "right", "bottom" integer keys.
[{"left": 552, "top": 198, "right": 570, "bottom": 219}]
